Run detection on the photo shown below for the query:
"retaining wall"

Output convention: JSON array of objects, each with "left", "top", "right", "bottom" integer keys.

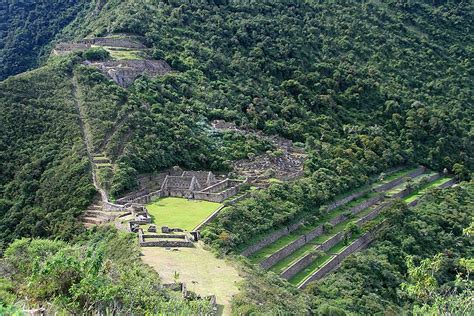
[
  {"left": 281, "top": 231, "right": 345, "bottom": 280},
  {"left": 260, "top": 235, "right": 306, "bottom": 269},
  {"left": 241, "top": 220, "right": 305, "bottom": 257},
  {"left": 355, "top": 201, "right": 392, "bottom": 227},
  {"left": 326, "top": 190, "right": 368, "bottom": 212},
  {"left": 392, "top": 173, "right": 441, "bottom": 199},
  {"left": 226, "top": 192, "right": 250, "bottom": 205},
  {"left": 349, "top": 195, "right": 384, "bottom": 215},
  {"left": 103, "top": 201, "right": 127, "bottom": 211},
  {"left": 374, "top": 166, "right": 425, "bottom": 192},
  {"left": 280, "top": 251, "right": 320, "bottom": 280},
  {"left": 305, "top": 225, "right": 324, "bottom": 241},
  {"left": 264, "top": 195, "right": 381, "bottom": 270},
  {"left": 140, "top": 240, "right": 194, "bottom": 247},
  {"left": 299, "top": 231, "right": 375, "bottom": 288},
  {"left": 193, "top": 205, "right": 226, "bottom": 231},
  {"left": 438, "top": 178, "right": 456, "bottom": 189},
  {"left": 406, "top": 177, "right": 456, "bottom": 207},
  {"left": 315, "top": 232, "right": 346, "bottom": 253},
  {"left": 260, "top": 223, "right": 326, "bottom": 270}
]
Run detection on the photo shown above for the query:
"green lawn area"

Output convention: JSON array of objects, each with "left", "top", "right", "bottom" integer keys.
[
  {"left": 372, "top": 166, "right": 418, "bottom": 189},
  {"left": 386, "top": 172, "right": 437, "bottom": 196},
  {"left": 146, "top": 197, "right": 221, "bottom": 231},
  {"left": 404, "top": 177, "right": 452, "bottom": 203},
  {"left": 92, "top": 45, "right": 145, "bottom": 60}
]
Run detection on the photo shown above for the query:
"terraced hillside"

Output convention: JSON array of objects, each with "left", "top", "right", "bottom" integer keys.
[{"left": 242, "top": 166, "right": 456, "bottom": 288}]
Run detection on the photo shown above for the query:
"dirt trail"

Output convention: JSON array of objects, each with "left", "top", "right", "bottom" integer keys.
[{"left": 71, "top": 75, "right": 109, "bottom": 202}]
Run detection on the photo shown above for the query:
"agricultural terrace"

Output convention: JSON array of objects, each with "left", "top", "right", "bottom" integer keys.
[
  {"left": 404, "top": 176, "right": 453, "bottom": 203},
  {"left": 243, "top": 166, "right": 454, "bottom": 287},
  {"left": 146, "top": 197, "right": 221, "bottom": 231}
]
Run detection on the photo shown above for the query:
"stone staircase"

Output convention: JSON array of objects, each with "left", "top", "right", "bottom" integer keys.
[
  {"left": 79, "top": 201, "right": 124, "bottom": 227},
  {"left": 92, "top": 153, "right": 113, "bottom": 170}
]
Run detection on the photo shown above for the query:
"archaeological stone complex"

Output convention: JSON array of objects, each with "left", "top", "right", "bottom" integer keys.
[
  {"left": 52, "top": 36, "right": 146, "bottom": 55},
  {"left": 52, "top": 36, "right": 172, "bottom": 87},
  {"left": 116, "top": 167, "right": 246, "bottom": 204},
  {"left": 85, "top": 60, "right": 172, "bottom": 87}
]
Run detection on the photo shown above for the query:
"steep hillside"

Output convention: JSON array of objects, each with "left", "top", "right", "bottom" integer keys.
[
  {"left": 0, "top": 57, "right": 95, "bottom": 246},
  {"left": 0, "top": 0, "right": 472, "bottom": 314},
  {"left": 0, "top": 0, "right": 91, "bottom": 80}
]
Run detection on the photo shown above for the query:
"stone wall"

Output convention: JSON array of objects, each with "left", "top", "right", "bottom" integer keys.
[
  {"left": 280, "top": 251, "right": 320, "bottom": 280},
  {"left": 260, "top": 235, "right": 306, "bottom": 269},
  {"left": 315, "top": 231, "right": 346, "bottom": 252},
  {"left": 226, "top": 192, "right": 250, "bottom": 205},
  {"left": 355, "top": 201, "right": 392, "bottom": 227},
  {"left": 392, "top": 173, "right": 441, "bottom": 199},
  {"left": 305, "top": 225, "right": 324, "bottom": 241},
  {"left": 439, "top": 178, "right": 456, "bottom": 189},
  {"left": 257, "top": 221, "right": 326, "bottom": 270},
  {"left": 349, "top": 194, "right": 384, "bottom": 215},
  {"left": 193, "top": 182, "right": 242, "bottom": 203},
  {"left": 140, "top": 239, "right": 194, "bottom": 247},
  {"left": 241, "top": 220, "right": 305, "bottom": 257},
  {"left": 259, "top": 223, "right": 326, "bottom": 270},
  {"left": 299, "top": 231, "right": 376, "bottom": 288},
  {"left": 407, "top": 177, "right": 456, "bottom": 207},
  {"left": 103, "top": 201, "right": 127, "bottom": 211},
  {"left": 374, "top": 166, "right": 426, "bottom": 192},
  {"left": 326, "top": 190, "right": 369, "bottom": 212},
  {"left": 329, "top": 213, "right": 347, "bottom": 226},
  {"left": 280, "top": 231, "right": 345, "bottom": 280},
  {"left": 200, "top": 179, "right": 231, "bottom": 193},
  {"left": 139, "top": 230, "right": 194, "bottom": 247},
  {"left": 91, "top": 60, "right": 172, "bottom": 87},
  {"left": 193, "top": 205, "right": 226, "bottom": 231}
]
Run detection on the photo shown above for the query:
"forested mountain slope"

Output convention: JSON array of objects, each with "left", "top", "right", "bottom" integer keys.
[
  {"left": 0, "top": 0, "right": 90, "bottom": 80},
  {"left": 0, "top": 0, "right": 472, "bottom": 314}
]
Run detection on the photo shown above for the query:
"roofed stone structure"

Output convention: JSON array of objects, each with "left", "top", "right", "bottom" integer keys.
[
  {"left": 182, "top": 171, "right": 216, "bottom": 188},
  {"left": 161, "top": 175, "right": 201, "bottom": 198}
]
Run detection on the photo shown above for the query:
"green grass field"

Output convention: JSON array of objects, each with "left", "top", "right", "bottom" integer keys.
[
  {"left": 386, "top": 172, "right": 437, "bottom": 196},
  {"left": 372, "top": 166, "right": 418, "bottom": 189},
  {"left": 404, "top": 177, "right": 452, "bottom": 203},
  {"left": 146, "top": 197, "right": 221, "bottom": 231}
]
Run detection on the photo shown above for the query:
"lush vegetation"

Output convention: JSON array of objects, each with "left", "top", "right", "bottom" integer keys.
[
  {"left": 232, "top": 183, "right": 473, "bottom": 314},
  {"left": 0, "top": 57, "right": 95, "bottom": 248},
  {"left": 0, "top": 0, "right": 473, "bottom": 314},
  {"left": 0, "top": 227, "right": 213, "bottom": 314},
  {"left": 0, "top": 0, "right": 90, "bottom": 80}
]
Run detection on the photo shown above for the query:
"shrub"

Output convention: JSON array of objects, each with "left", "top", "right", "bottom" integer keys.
[{"left": 83, "top": 47, "right": 110, "bottom": 61}]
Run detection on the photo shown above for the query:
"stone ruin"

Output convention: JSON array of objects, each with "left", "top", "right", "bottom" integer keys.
[
  {"left": 211, "top": 120, "right": 306, "bottom": 186},
  {"left": 52, "top": 36, "right": 172, "bottom": 87},
  {"left": 116, "top": 167, "right": 245, "bottom": 204},
  {"left": 52, "top": 36, "right": 146, "bottom": 55},
  {"left": 86, "top": 60, "right": 172, "bottom": 87}
]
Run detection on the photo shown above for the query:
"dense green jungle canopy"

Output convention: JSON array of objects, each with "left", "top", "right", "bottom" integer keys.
[{"left": 0, "top": 0, "right": 472, "bottom": 314}]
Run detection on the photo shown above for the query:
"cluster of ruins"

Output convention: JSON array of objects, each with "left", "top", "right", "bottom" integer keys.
[
  {"left": 116, "top": 167, "right": 246, "bottom": 205},
  {"left": 211, "top": 120, "right": 306, "bottom": 185},
  {"left": 52, "top": 36, "right": 146, "bottom": 55},
  {"left": 52, "top": 36, "right": 172, "bottom": 87},
  {"left": 85, "top": 59, "right": 172, "bottom": 87}
]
